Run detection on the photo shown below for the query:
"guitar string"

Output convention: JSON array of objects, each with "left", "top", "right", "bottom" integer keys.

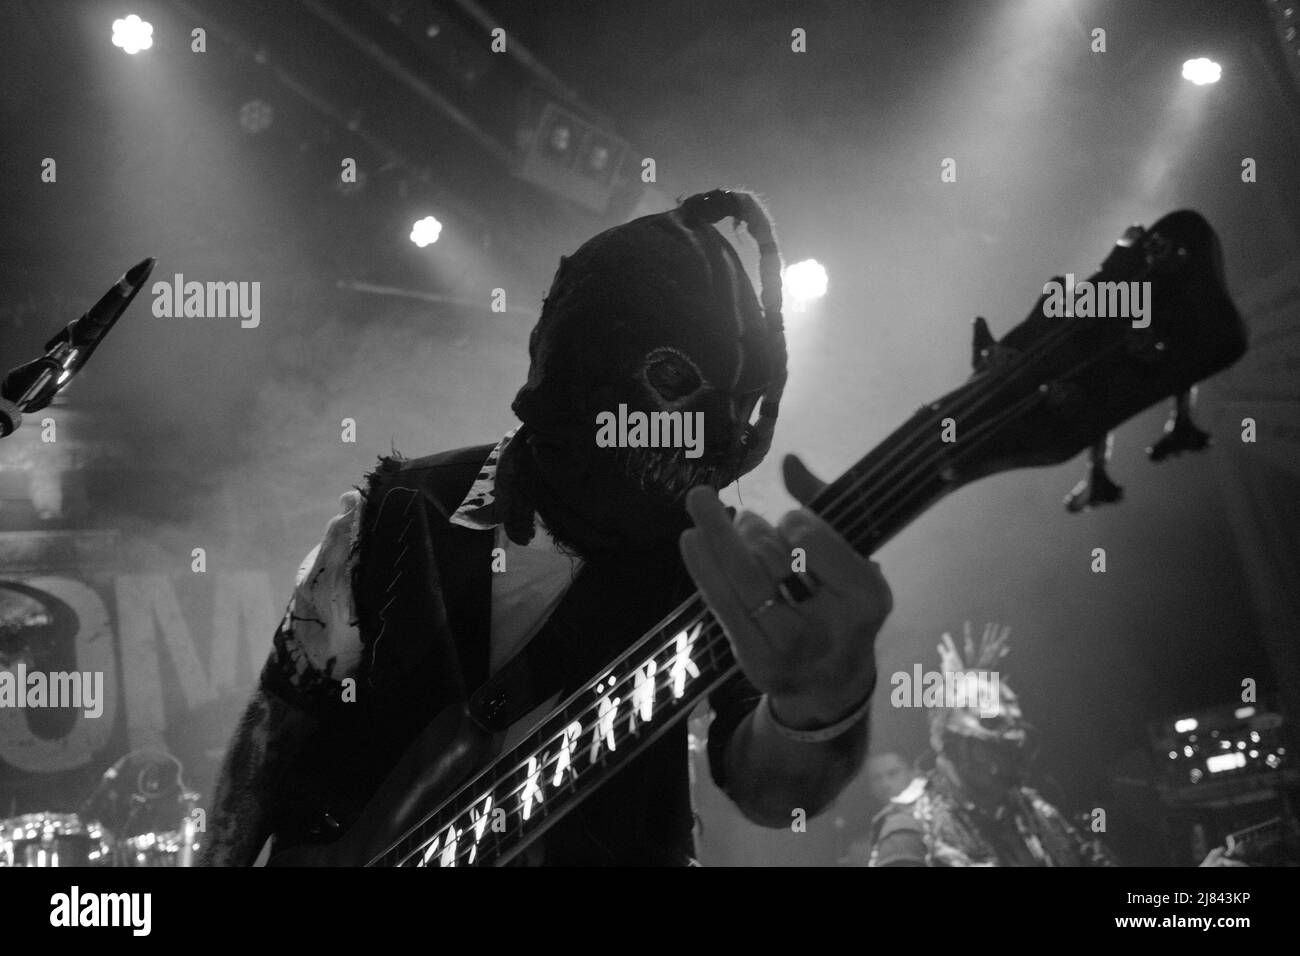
[
  {"left": 387, "top": 285, "right": 1153, "bottom": 864},
  {"left": 436, "top": 237, "right": 1186, "bottom": 862},
  {"left": 821, "top": 286, "right": 1150, "bottom": 543},
  {"left": 417, "top": 383, "right": 1061, "bottom": 866},
  {"left": 839, "top": 328, "right": 1131, "bottom": 546},
  {"left": 435, "top": 312, "right": 1099, "bottom": 814},
  {"left": 411, "top": 242, "right": 1169, "bottom": 861},
  {"left": 461, "top": 297, "right": 1147, "bottom": 858},
  {"left": 389, "top": 396, "right": 1101, "bottom": 865},
  {"left": 384, "top": 314, "right": 1119, "bottom": 865}
]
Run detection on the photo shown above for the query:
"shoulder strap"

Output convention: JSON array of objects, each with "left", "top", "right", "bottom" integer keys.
[
  {"left": 353, "top": 445, "right": 497, "bottom": 709},
  {"left": 271, "top": 446, "right": 499, "bottom": 845}
]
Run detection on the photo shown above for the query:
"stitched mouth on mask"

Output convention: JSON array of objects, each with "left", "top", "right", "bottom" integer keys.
[
  {"left": 945, "top": 720, "right": 1030, "bottom": 751},
  {"left": 617, "top": 445, "right": 745, "bottom": 502}
]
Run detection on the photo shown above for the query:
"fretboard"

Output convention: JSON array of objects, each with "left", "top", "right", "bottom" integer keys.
[{"left": 369, "top": 395, "right": 987, "bottom": 866}]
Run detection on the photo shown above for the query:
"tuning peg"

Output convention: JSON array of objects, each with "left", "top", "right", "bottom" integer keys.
[
  {"left": 1148, "top": 388, "right": 1210, "bottom": 461},
  {"left": 1065, "top": 434, "right": 1124, "bottom": 513},
  {"left": 971, "top": 316, "right": 995, "bottom": 370}
]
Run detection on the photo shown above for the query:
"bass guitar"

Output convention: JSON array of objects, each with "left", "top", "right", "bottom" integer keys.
[{"left": 270, "top": 209, "right": 1247, "bottom": 866}]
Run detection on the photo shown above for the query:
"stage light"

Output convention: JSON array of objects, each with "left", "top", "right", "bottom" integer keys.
[
  {"left": 1174, "top": 717, "right": 1198, "bottom": 733},
  {"left": 548, "top": 125, "right": 572, "bottom": 153},
  {"left": 410, "top": 216, "right": 443, "bottom": 247},
  {"left": 1235, "top": 706, "right": 1256, "bottom": 719},
  {"left": 1182, "top": 58, "right": 1221, "bottom": 85},
  {"left": 238, "top": 100, "right": 275, "bottom": 134},
  {"left": 782, "top": 259, "right": 828, "bottom": 312},
  {"left": 112, "top": 14, "right": 153, "bottom": 54},
  {"left": 1206, "top": 751, "right": 1245, "bottom": 773},
  {"left": 520, "top": 102, "right": 631, "bottom": 213}
]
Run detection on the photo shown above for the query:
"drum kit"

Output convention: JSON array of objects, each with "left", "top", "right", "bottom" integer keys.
[{"left": 0, "top": 750, "right": 201, "bottom": 867}]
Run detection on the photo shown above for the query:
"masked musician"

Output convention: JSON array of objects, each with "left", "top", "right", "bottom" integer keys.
[
  {"left": 869, "top": 623, "right": 1116, "bottom": 867},
  {"left": 201, "top": 189, "right": 892, "bottom": 866}
]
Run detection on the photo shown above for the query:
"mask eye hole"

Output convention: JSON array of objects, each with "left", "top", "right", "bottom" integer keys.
[
  {"left": 737, "top": 389, "right": 764, "bottom": 423},
  {"left": 645, "top": 354, "right": 702, "bottom": 402}
]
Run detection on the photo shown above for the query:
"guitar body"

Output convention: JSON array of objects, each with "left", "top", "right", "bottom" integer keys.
[{"left": 266, "top": 703, "right": 496, "bottom": 866}]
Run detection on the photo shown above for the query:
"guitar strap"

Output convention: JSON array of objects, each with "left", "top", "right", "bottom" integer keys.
[{"left": 267, "top": 447, "right": 492, "bottom": 846}]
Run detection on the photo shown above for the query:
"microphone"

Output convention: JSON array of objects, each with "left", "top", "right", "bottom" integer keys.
[
  {"left": 0, "top": 256, "right": 156, "bottom": 438},
  {"left": 79, "top": 758, "right": 125, "bottom": 824}
]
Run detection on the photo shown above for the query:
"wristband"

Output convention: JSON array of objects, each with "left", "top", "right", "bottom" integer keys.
[{"left": 763, "top": 691, "right": 871, "bottom": 744}]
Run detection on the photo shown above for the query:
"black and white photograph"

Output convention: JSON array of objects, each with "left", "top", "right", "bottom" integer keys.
[{"left": 0, "top": 0, "right": 1296, "bottom": 937}]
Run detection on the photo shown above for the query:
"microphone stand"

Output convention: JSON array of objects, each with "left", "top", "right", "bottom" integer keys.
[{"left": 0, "top": 257, "right": 155, "bottom": 438}]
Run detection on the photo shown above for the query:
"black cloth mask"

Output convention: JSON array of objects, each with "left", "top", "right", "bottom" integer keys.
[{"left": 503, "top": 189, "right": 787, "bottom": 561}]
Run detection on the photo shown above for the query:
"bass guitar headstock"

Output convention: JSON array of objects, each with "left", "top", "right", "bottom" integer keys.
[{"left": 942, "top": 210, "right": 1248, "bottom": 505}]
